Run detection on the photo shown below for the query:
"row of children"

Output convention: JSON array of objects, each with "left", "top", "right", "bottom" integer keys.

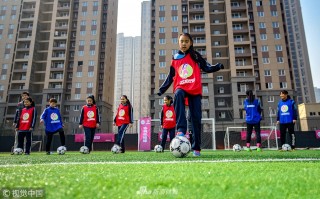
[{"left": 13, "top": 92, "right": 133, "bottom": 155}]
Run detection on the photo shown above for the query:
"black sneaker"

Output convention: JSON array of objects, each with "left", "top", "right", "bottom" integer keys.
[
  {"left": 24, "top": 153, "right": 30, "bottom": 155},
  {"left": 46, "top": 152, "right": 51, "bottom": 155}
]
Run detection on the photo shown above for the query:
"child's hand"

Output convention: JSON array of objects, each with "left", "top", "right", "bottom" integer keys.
[
  {"left": 40, "top": 119, "right": 44, "bottom": 124},
  {"left": 29, "top": 128, "right": 33, "bottom": 131},
  {"left": 96, "top": 123, "right": 100, "bottom": 128},
  {"left": 129, "top": 123, "right": 133, "bottom": 128},
  {"left": 79, "top": 125, "right": 83, "bottom": 129},
  {"left": 113, "top": 123, "right": 116, "bottom": 126}
]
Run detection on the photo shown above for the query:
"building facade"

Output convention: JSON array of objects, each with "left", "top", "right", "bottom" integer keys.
[
  {"left": 298, "top": 103, "right": 320, "bottom": 131},
  {"left": 114, "top": 33, "right": 141, "bottom": 133},
  {"left": 0, "top": 0, "right": 118, "bottom": 134},
  {"left": 282, "top": 0, "right": 315, "bottom": 104},
  {"left": 150, "top": 0, "right": 304, "bottom": 130}
]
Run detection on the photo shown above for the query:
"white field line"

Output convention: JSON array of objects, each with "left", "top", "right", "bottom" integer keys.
[{"left": 1, "top": 158, "right": 320, "bottom": 168}]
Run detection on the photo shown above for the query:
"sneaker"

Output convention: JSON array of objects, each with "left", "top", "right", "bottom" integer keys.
[
  {"left": 24, "top": 153, "right": 30, "bottom": 155},
  {"left": 257, "top": 148, "right": 262, "bottom": 152},
  {"left": 245, "top": 148, "right": 252, "bottom": 152},
  {"left": 193, "top": 150, "right": 201, "bottom": 157},
  {"left": 46, "top": 152, "right": 51, "bottom": 155},
  {"left": 176, "top": 132, "right": 185, "bottom": 136}
]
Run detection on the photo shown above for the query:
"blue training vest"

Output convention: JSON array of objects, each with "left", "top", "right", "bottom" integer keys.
[{"left": 244, "top": 99, "right": 261, "bottom": 124}]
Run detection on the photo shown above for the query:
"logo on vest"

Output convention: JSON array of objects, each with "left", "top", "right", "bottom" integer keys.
[
  {"left": 165, "top": 110, "right": 173, "bottom": 118},
  {"left": 281, "top": 105, "right": 289, "bottom": 113},
  {"left": 51, "top": 113, "right": 58, "bottom": 120},
  {"left": 22, "top": 113, "right": 30, "bottom": 123},
  {"left": 87, "top": 110, "right": 95, "bottom": 121},
  {"left": 178, "top": 64, "right": 193, "bottom": 79}
]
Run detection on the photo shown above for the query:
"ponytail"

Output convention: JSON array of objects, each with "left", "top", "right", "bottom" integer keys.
[{"left": 246, "top": 90, "right": 255, "bottom": 103}]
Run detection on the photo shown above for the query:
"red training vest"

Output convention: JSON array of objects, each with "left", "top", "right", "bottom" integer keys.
[
  {"left": 115, "top": 104, "right": 130, "bottom": 126},
  {"left": 171, "top": 53, "right": 202, "bottom": 95},
  {"left": 19, "top": 107, "right": 34, "bottom": 131},
  {"left": 162, "top": 104, "right": 176, "bottom": 129},
  {"left": 82, "top": 105, "right": 98, "bottom": 128}
]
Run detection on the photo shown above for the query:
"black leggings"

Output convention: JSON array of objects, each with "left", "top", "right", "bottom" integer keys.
[{"left": 46, "top": 128, "right": 65, "bottom": 152}]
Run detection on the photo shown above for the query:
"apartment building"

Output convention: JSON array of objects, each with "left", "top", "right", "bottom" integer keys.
[
  {"left": 150, "top": 0, "right": 303, "bottom": 130},
  {"left": 0, "top": 0, "right": 118, "bottom": 134}
]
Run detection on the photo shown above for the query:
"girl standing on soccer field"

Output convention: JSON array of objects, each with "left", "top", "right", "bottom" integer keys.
[
  {"left": 15, "top": 97, "right": 37, "bottom": 155},
  {"left": 244, "top": 90, "right": 262, "bottom": 152},
  {"left": 113, "top": 95, "right": 133, "bottom": 153},
  {"left": 40, "top": 98, "right": 66, "bottom": 155},
  {"left": 157, "top": 33, "right": 224, "bottom": 156},
  {"left": 159, "top": 95, "right": 176, "bottom": 151},
  {"left": 79, "top": 95, "right": 100, "bottom": 153}
]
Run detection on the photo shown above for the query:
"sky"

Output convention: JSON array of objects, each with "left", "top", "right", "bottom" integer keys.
[{"left": 117, "top": 0, "right": 320, "bottom": 88}]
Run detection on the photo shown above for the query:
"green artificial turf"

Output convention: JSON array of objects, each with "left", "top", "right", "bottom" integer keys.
[{"left": 0, "top": 150, "right": 320, "bottom": 199}]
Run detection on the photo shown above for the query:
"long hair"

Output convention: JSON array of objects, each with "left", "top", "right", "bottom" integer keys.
[
  {"left": 121, "top": 95, "right": 131, "bottom": 106},
  {"left": 246, "top": 90, "right": 255, "bottom": 103},
  {"left": 165, "top": 95, "right": 173, "bottom": 105},
  {"left": 87, "top": 95, "right": 96, "bottom": 104},
  {"left": 179, "top": 33, "right": 207, "bottom": 65},
  {"left": 25, "top": 97, "right": 35, "bottom": 107}
]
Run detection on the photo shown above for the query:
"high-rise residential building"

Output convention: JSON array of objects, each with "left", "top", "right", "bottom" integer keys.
[
  {"left": 140, "top": 1, "right": 152, "bottom": 118},
  {"left": 282, "top": 0, "right": 315, "bottom": 104},
  {"left": 150, "top": 0, "right": 305, "bottom": 130},
  {"left": 114, "top": 33, "right": 141, "bottom": 132},
  {"left": 314, "top": 87, "right": 320, "bottom": 103},
  {"left": 0, "top": 0, "right": 118, "bottom": 134}
]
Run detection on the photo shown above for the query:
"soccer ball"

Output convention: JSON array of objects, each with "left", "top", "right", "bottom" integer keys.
[
  {"left": 57, "top": 146, "right": 67, "bottom": 155},
  {"left": 169, "top": 136, "right": 191, "bottom": 158},
  {"left": 80, "top": 146, "right": 90, "bottom": 154},
  {"left": 282, "top": 144, "right": 292, "bottom": 151},
  {"left": 233, "top": 144, "right": 242, "bottom": 152},
  {"left": 13, "top": 148, "right": 23, "bottom": 155},
  {"left": 111, "top": 144, "right": 121, "bottom": 154},
  {"left": 154, "top": 145, "right": 163, "bottom": 153}
]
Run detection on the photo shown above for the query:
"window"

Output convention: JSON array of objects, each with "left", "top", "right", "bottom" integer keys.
[
  {"left": 266, "top": 82, "right": 273, "bottom": 89},
  {"left": 159, "top": 17, "right": 165, "bottom": 22},
  {"left": 75, "top": 83, "right": 81, "bottom": 88},
  {"left": 218, "top": 112, "right": 226, "bottom": 119},
  {"left": 159, "top": 62, "right": 166, "bottom": 68},
  {"left": 232, "top": 13, "right": 241, "bottom": 18},
  {"left": 202, "top": 85, "right": 208, "bottom": 93},
  {"left": 172, "top": 38, "right": 178, "bottom": 44},
  {"left": 258, "top": 22, "right": 266, "bottom": 28},
  {"left": 159, "top": 5, "right": 165, "bottom": 11},
  {"left": 171, "top": 5, "right": 178, "bottom": 10},
  {"left": 159, "top": 99, "right": 164, "bottom": 105},
  {"left": 78, "top": 51, "right": 84, "bottom": 56},
  {"left": 218, "top": 87, "right": 224, "bottom": 94},
  {"left": 262, "top": 58, "right": 270, "bottom": 64},
  {"left": 74, "top": 94, "right": 81, "bottom": 100},
  {"left": 89, "top": 60, "right": 95, "bottom": 66},
  {"left": 159, "top": 50, "right": 166, "bottom": 56},
  {"left": 256, "top": 1, "right": 262, "bottom": 6},
  {"left": 0, "top": 74, "right": 6, "bottom": 80},
  {"left": 87, "top": 82, "right": 93, "bottom": 88},
  {"left": 261, "top": 45, "right": 268, "bottom": 52},
  {"left": 277, "top": 57, "right": 284, "bottom": 63},
  {"left": 90, "top": 50, "right": 95, "bottom": 56},
  {"left": 172, "top": 16, "right": 178, "bottom": 21},
  {"left": 159, "top": 38, "right": 166, "bottom": 44},
  {"left": 271, "top": 11, "right": 278, "bottom": 16},
  {"left": 274, "top": 34, "right": 281, "bottom": 39},
  {"left": 172, "top": 27, "right": 178, "bottom": 32},
  {"left": 272, "top": 22, "right": 279, "bottom": 28},
  {"left": 280, "top": 82, "right": 287, "bottom": 89},
  {"left": 88, "top": 71, "right": 94, "bottom": 77},
  {"left": 76, "top": 72, "right": 82, "bottom": 77},
  {"left": 218, "top": 99, "right": 225, "bottom": 106},
  {"left": 159, "top": 27, "right": 165, "bottom": 33},
  {"left": 91, "top": 20, "right": 97, "bottom": 25},
  {"left": 278, "top": 69, "right": 285, "bottom": 76},
  {"left": 260, "top": 34, "right": 267, "bottom": 40},
  {"left": 159, "top": 73, "right": 166, "bottom": 80},
  {"left": 267, "top": 96, "right": 274, "bottom": 102},
  {"left": 233, "top": 24, "right": 242, "bottom": 30},
  {"left": 275, "top": 45, "right": 282, "bottom": 51},
  {"left": 216, "top": 76, "right": 223, "bottom": 81},
  {"left": 257, "top": 12, "right": 264, "bottom": 17},
  {"left": 264, "top": 70, "right": 271, "bottom": 76},
  {"left": 270, "top": 0, "right": 276, "bottom": 5}
]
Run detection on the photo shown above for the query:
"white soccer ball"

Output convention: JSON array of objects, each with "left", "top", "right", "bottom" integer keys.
[
  {"left": 154, "top": 145, "right": 163, "bottom": 153},
  {"left": 170, "top": 136, "right": 191, "bottom": 158},
  {"left": 13, "top": 148, "right": 23, "bottom": 155},
  {"left": 282, "top": 144, "right": 292, "bottom": 151},
  {"left": 233, "top": 144, "right": 242, "bottom": 152},
  {"left": 80, "top": 146, "right": 90, "bottom": 154},
  {"left": 57, "top": 146, "right": 67, "bottom": 155},
  {"left": 111, "top": 144, "right": 121, "bottom": 154}
]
